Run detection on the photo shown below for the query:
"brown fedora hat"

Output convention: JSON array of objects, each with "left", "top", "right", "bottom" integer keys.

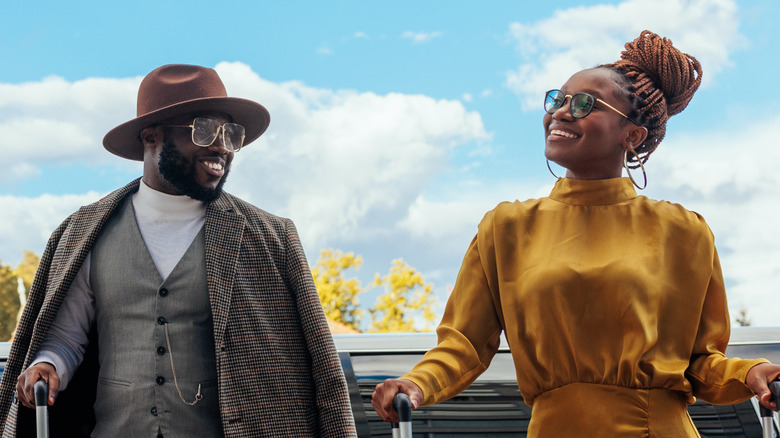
[{"left": 103, "top": 64, "right": 270, "bottom": 161}]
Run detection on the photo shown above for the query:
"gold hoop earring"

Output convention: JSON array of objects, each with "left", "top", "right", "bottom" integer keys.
[
  {"left": 546, "top": 159, "right": 561, "bottom": 179},
  {"left": 623, "top": 149, "right": 647, "bottom": 190}
]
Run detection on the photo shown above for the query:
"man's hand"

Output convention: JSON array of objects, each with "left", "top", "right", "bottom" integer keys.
[
  {"left": 746, "top": 362, "right": 780, "bottom": 411},
  {"left": 16, "top": 362, "right": 59, "bottom": 409},
  {"left": 371, "top": 378, "right": 423, "bottom": 423}
]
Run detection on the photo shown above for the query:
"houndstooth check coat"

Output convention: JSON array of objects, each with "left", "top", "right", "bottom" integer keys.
[{"left": 0, "top": 178, "right": 357, "bottom": 437}]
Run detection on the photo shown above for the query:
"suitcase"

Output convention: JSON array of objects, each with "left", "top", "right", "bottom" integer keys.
[
  {"left": 761, "top": 380, "right": 780, "bottom": 438},
  {"left": 33, "top": 380, "right": 49, "bottom": 438},
  {"left": 391, "top": 393, "right": 412, "bottom": 438}
]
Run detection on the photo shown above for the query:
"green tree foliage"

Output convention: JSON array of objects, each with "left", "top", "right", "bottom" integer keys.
[
  {"left": 369, "top": 259, "right": 437, "bottom": 333},
  {"left": 311, "top": 249, "right": 365, "bottom": 330}
]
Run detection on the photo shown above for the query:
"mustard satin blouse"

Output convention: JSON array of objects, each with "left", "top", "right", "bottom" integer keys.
[{"left": 402, "top": 178, "right": 766, "bottom": 432}]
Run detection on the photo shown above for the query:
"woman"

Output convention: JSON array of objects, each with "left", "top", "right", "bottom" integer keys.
[{"left": 371, "top": 30, "right": 780, "bottom": 436}]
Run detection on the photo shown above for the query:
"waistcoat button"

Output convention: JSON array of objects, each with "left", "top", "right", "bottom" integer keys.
[
  {"left": 157, "top": 317, "right": 167, "bottom": 325},
  {"left": 151, "top": 407, "right": 158, "bottom": 416},
  {"left": 157, "top": 346, "right": 166, "bottom": 355},
  {"left": 156, "top": 376, "right": 165, "bottom": 385},
  {"left": 159, "top": 288, "right": 169, "bottom": 297}
]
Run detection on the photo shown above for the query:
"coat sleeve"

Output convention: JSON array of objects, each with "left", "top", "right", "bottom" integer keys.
[
  {"left": 283, "top": 219, "right": 357, "bottom": 437},
  {"left": 0, "top": 217, "right": 70, "bottom": 435},
  {"left": 685, "top": 246, "right": 768, "bottom": 404},
  {"left": 402, "top": 227, "right": 503, "bottom": 406}
]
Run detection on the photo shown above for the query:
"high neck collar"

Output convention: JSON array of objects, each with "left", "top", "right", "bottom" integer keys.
[
  {"left": 134, "top": 180, "right": 206, "bottom": 219},
  {"left": 548, "top": 177, "right": 637, "bottom": 206}
]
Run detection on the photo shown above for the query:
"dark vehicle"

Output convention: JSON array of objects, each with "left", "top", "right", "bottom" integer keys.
[
  {"left": 1, "top": 327, "right": 778, "bottom": 437},
  {"left": 335, "top": 327, "right": 780, "bottom": 437}
]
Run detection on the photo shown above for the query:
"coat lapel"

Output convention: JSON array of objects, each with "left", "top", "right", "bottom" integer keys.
[
  {"left": 204, "top": 194, "right": 245, "bottom": 352},
  {"left": 28, "top": 180, "right": 141, "bottom": 358}
]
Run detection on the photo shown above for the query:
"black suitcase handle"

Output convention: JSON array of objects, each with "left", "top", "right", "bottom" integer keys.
[
  {"left": 34, "top": 380, "right": 49, "bottom": 438},
  {"left": 772, "top": 380, "right": 780, "bottom": 407},
  {"left": 391, "top": 392, "right": 412, "bottom": 438},
  {"left": 761, "top": 380, "right": 780, "bottom": 416},
  {"left": 33, "top": 380, "right": 47, "bottom": 408}
]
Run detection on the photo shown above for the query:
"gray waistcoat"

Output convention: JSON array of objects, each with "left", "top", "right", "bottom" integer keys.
[{"left": 90, "top": 198, "right": 223, "bottom": 437}]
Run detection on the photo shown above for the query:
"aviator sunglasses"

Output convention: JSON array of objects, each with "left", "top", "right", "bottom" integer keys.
[
  {"left": 162, "top": 117, "right": 247, "bottom": 152},
  {"left": 544, "top": 89, "right": 638, "bottom": 125}
]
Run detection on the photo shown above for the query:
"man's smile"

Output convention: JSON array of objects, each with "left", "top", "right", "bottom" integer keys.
[{"left": 201, "top": 157, "right": 226, "bottom": 177}]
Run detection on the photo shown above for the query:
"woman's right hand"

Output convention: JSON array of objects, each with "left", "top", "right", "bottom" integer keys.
[{"left": 371, "top": 378, "right": 424, "bottom": 422}]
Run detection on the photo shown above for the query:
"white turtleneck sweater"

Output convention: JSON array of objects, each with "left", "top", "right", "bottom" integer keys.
[{"left": 33, "top": 181, "right": 206, "bottom": 389}]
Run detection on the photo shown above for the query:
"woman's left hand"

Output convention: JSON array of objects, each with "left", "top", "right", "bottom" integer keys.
[{"left": 746, "top": 362, "right": 780, "bottom": 410}]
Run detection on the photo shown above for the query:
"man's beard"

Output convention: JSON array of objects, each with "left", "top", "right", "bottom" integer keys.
[{"left": 158, "top": 141, "right": 229, "bottom": 202}]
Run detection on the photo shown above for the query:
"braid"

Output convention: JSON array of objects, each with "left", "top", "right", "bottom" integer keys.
[{"left": 601, "top": 30, "right": 702, "bottom": 166}]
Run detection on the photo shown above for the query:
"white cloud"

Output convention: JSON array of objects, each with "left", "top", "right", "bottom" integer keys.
[
  {"left": 213, "top": 62, "right": 490, "bottom": 251},
  {"left": 401, "top": 31, "right": 444, "bottom": 44},
  {"left": 0, "top": 192, "right": 104, "bottom": 265},
  {"left": 399, "top": 196, "right": 485, "bottom": 241},
  {"left": 354, "top": 31, "right": 368, "bottom": 39},
  {"left": 317, "top": 44, "right": 333, "bottom": 55},
  {"left": 462, "top": 93, "right": 473, "bottom": 102},
  {"left": 1, "top": 163, "right": 41, "bottom": 184},
  {"left": 506, "top": 0, "right": 744, "bottom": 109},
  {"left": 637, "top": 113, "right": 780, "bottom": 326},
  {"left": 395, "top": 177, "right": 553, "bottom": 257},
  {"left": 0, "top": 75, "right": 140, "bottom": 165}
]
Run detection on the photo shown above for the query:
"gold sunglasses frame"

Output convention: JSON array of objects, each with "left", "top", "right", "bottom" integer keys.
[{"left": 162, "top": 117, "right": 247, "bottom": 152}]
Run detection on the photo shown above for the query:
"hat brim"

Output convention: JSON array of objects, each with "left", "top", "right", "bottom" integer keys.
[{"left": 102, "top": 97, "right": 270, "bottom": 161}]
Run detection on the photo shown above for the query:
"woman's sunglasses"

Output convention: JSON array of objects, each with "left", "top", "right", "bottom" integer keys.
[{"left": 544, "top": 89, "right": 638, "bottom": 125}]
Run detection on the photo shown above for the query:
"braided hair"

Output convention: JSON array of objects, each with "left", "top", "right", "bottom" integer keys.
[{"left": 600, "top": 30, "right": 702, "bottom": 167}]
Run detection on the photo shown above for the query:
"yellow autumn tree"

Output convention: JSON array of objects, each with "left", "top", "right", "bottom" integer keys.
[
  {"left": 14, "top": 250, "right": 40, "bottom": 295},
  {"left": 10, "top": 250, "right": 41, "bottom": 340},
  {"left": 0, "top": 261, "right": 21, "bottom": 341},
  {"left": 368, "top": 258, "right": 437, "bottom": 333},
  {"left": 311, "top": 249, "right": 365, "bottom": 330}
]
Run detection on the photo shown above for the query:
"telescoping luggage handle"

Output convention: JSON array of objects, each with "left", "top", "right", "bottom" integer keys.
[
  {"left": 391, "top": 393, "right": 412, "bottom": 438},
  {"left": 761, "top": 380, "right": 780, "bottom": 438},
  {"left": 34, "top": 380, "right": 49, "bottom": 438}
]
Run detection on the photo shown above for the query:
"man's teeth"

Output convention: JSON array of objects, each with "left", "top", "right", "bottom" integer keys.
[
  {"left": 551, "top": 129, "right": 578, "bottom": 139},
  {"left": 205, "top": 162, "right": 223, "bottom": 171}
]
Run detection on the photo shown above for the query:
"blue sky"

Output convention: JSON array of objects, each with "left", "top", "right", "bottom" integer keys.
[{"left": 2, "top": 0, "right": 780, "bottom": 326}]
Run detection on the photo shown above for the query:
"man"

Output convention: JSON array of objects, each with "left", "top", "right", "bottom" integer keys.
[{"left": 0, "top": 64, "right": 357, "bottom": 437}]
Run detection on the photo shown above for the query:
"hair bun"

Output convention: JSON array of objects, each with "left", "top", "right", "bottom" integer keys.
[{"left": 618, "top": 30, "right": 702, "bottom": 116}]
